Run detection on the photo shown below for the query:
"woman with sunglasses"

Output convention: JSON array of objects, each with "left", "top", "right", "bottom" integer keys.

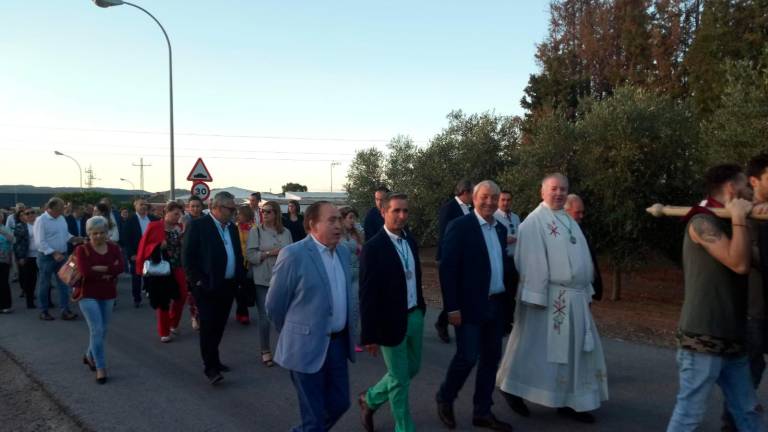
[
  {"left": 246, "top": 200, "right": 293, "bottom": 367},
  {"left": 12, "top": 208, "right": 38, "bottom": 309}
]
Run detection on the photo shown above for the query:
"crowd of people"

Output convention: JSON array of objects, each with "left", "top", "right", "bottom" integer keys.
[{"left": 0, "top": 163, "right": 765, "bottom": 431}]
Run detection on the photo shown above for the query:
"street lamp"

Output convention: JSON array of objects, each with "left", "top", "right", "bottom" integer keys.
[
  {"left": 54, "top": 151, "right": 83, "bottom": 192},
  {"left": 330, "top": 161, "right": 341, "bottom": 192},
  {"left": 93, "top": 0, "right": 176, "bottom": 200},
  {"left": 120, "top": 177, "right": 138, "bottom": 199}
]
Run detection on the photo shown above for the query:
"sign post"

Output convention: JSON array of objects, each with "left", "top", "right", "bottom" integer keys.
[{"left": 187, "top": 158, "right": 213, "bottom": 201}]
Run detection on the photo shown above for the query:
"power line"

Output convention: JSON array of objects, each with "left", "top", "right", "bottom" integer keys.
[
  {"left": 19, "top": 147, "right": 353, "bottom": 162},
  {"left": 0, "top": 123, "right": 429, "bottom": 143}
]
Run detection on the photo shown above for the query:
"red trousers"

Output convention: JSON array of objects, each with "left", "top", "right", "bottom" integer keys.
[{"left": 157, "top": 267, "right": 188, "bottom": 337}]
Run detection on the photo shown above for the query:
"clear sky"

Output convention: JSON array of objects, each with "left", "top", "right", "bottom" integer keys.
[{"left": 1, "top": 1, "right": 549, "bottom": 194}]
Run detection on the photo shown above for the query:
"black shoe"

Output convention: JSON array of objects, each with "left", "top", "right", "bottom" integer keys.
[
  {"left": 83, "top": 355, "right": 96, "bottom": 372},
  {"left": 61, "top": 311, "right": 78, "bottom": 321},
  {"left": 39, "top": 312, "right": 55, "bottom": 321},
  {"left": 217, "top": 363, "right": 231, "bottom": 373},
  {"left": 557, "top": 407, "right": 595, "bottom": 423},
  {"left": 472, "top": 413, "right": 514, "bottom": 432},
  {"left": 500, "top": 391, "right": 530, "bottom": 417},
  {"left": 435, "top": 321, "right": 450, "bottom": 344},
  {"left": 205, "top": 370, "right": 224, "bottom": 385},
  {"left": 358, "top": 392, "right": 375, "bottom": 432},
  {"left": 96, "top": 376, "right": 107, "bottom": 385},
  {"left": 436, "top": 397, "right": 456, "bottom": 429}
]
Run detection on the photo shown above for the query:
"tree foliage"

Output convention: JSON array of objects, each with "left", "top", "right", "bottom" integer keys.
[
  {"left": 281, "top": 182, "right": 308, "bottom": 193},
  {"left": 345, "top": 148, "right": 386, "bottom": 216},
  {"left": 58, "top": 191, "right": 112, "bottom": 206}
]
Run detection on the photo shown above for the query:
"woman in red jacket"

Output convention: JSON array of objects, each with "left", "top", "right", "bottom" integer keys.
[
  {"left": 76, "top": 216, "right": 124, "bottom": 384},
  {"left": 136, "top": 201, "right": 187, "bottom": 343}
]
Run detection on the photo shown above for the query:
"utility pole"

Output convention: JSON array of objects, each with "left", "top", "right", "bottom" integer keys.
[
  {"left": 84, "top": 165, "right": 100, "bottom": 188},
  {"left": 330, "top": 161, "right": 340, "bottom": 192},
  {"left": 132, "top": 158, "right": 152, "bottom": 193}
]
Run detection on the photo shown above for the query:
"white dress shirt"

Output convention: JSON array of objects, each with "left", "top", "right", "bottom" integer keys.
[
  {"left": 384, "top": 226, "right": 418, "bottom": 309},
  {"left": 34, "top": 211, "right": 72, "bottom": 256},
  {"left": 311, "top": 235, "right": 348, "bottom": 332},
  {"left": 455, "top": 196, "right": 471, "bottom": 215},
  {"left": 27, "top": 224, "right": 37, "bottom": 258},
  {"left": 475, "top": 210, "right": 505, "bottom": 296},
  {"left": 137, "top": 214, "right": 151, "bottom": 235},
  {"left": 494, "top": 209, "right": 521, "bottom": 257},
  {"left": 211, "top": 214, "right": 236, "bottom": 279}
]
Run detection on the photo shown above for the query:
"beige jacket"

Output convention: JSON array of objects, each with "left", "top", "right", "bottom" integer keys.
[{"left": 246, "top": 225, "right": 293, "bottom": 286}]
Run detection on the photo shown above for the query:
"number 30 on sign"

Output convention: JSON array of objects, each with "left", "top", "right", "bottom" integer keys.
[{"left": 191, "top": 181, "right": 210, "bottom": 200}]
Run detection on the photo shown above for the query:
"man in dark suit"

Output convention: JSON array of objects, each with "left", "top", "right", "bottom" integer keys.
[
  {"left": 436, "top": 180, "right": 516, "bottom": 432},
  {"left": 565, "top": 194, "right": 603, "bottom": 300},
  {"left": 363, "top": 186, "right": 389, "bottom": 240},
  {"left": 64, "top": 204, "right": 88, "bottom": 254},
  {"left": 358, "top": 193, "right": 425, "bottom": 432},
  {"left": 434, "top": 179, "right": 474, "bottom": 343},
  {"left": 183, "top": 191, "right": 246, "bottom": 385},
  {"left": 121, "top": 199, "right": 159, "bottom": 307}
]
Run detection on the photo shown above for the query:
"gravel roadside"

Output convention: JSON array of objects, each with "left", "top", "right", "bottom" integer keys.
[{"left": 0, "top": 346, "right": 85, "bottom": 432}]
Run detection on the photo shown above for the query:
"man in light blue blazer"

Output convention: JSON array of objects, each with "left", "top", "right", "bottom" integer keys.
[{"left": 267, "top": 201, "right": 358, "bottom": 432}]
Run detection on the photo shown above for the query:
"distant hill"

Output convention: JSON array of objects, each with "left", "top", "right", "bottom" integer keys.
[{"left": 0, "top": 185, "right": 151, "bottom": 208}]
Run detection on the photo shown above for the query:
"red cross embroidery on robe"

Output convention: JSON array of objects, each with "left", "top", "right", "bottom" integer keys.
[{"left": 547, "top": 221, "right": 560, "bottom": 237}]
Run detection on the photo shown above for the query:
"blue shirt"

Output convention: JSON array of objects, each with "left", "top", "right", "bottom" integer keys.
[
  {"left": 211, "top": 214, "right": 236, "bottom": 280},
  {"left": 475, "top": 210, "right": 505, "bottom": 296},
  {"left": 311, "top": 235, "right": 348, "bottom": 332}
]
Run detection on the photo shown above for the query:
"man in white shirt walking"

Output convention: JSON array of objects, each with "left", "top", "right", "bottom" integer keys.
[{"left": 34, "top": 197, "right": 83, "bottom": 321}]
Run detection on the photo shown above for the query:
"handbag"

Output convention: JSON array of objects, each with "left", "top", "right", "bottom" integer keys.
[
  {"left": 143, "top": 258, "right": 171, "bottom": 276},
  {"left": 58, "top": 245, "right": 89, "bottom": 302}
]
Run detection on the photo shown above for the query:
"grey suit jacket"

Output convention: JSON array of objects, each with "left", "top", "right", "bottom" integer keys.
[{"left": 266, "top": 236, "right": 358, "bottom": 374}]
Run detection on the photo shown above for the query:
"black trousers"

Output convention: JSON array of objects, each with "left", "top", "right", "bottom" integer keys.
[
  {"left": 0, "top": 263, "right": 10, "bottom": 309},
  {"left": 195, "top": 280, "right": 236, "bottom": 373},
  {"left": 18, "top": 258, "right": 37, "bottom": 308}
]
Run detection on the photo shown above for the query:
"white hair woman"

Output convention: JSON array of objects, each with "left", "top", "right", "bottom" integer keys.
[{"left": 76, "top": 216, "right": 125, "bottom": 384}]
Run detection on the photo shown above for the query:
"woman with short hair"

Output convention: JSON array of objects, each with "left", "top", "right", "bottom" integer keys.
[
  {"left": 76, "top": 216, "right": 124, "bottom": 383},
  {"left": 136, "top": 201, "right": 187, "bottom": 343},
  {"left": 246, "top": 200, "right": 293, "bottom": 367},
  {"left": 13, "top": 208, "right": 38, "bottom": 309}
]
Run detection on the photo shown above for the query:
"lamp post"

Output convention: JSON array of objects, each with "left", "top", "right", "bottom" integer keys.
[
  {"left": 54, "top": 151, "right": 83, "bottom": 192},
  {"left": 330, "top": 161, "right": 341, "bottom": 192},
  {"left": 93, "top": 0, "right": 176, "bottom": 200},
  {"left": 120, "top": 177, "right": 137, "bottom": 198}
]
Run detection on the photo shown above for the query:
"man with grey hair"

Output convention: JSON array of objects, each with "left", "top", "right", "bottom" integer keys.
[
  {"left": 34, "top": 197, "right": 84, "bottom": 321},
  {"left": 184, "top": 191, "right": 246, "bottom": 385},
  {"left": 497, "top": 174, "right": 608, "bottom": 424},
  {"left": 436, "top": 180, "right": 516, "bottom": 432},
  {"left": 565, "top": 194, "right": 603, "bottom": 300}
]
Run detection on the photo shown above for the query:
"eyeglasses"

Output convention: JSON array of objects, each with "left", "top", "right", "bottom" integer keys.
[
  {"left": 223, "top": 206, "right": 237, "bottom": 212},
  {"left": 24, "top": 211, "right": 36, "bottom": 215},
  {"left": 262, "top": 210, "right": 273, "bottom": 214}
]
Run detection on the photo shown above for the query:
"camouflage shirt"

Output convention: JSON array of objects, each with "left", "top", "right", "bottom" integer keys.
[{"left": 677, "top": 330, "right": 745, "bottom": 356}]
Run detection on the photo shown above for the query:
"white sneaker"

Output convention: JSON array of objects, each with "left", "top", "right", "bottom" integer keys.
[
  {"left": 160, "top": 336, "right": 173, "bottom": 343},
  {"left": 170, "top": 327, "right": 179, "bottom": 336},
  {"left": 191, "top": 317, "right": 200, "bottom": 331}
]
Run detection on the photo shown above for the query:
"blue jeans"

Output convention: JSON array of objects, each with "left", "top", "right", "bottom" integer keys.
[
  {"left": 437, "top": 296, "right": 506, "bottom": 417},
  {"left": 79, "top": 299, "right": 115, "bottom": 369},
  {"left": 289, "top": 336, "right": 350, "bottom": 432},
  {"left": 667, "top": 349, "right": 764, "bottom": 432},
  {"left": 36, "top": 253, "right": 71, "bottom": 314}
]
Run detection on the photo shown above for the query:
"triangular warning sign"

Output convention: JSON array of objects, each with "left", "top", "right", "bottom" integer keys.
[{"left": 186, "top": 158, "right": 213, "bottom": 182}]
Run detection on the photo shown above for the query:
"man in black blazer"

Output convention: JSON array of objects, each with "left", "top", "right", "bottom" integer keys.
[
  {"left": 363, "top": 186, "right": 389, "bottom": 240},
  {"left": 183, "top": 191, "right": 246, "bottom": 385},
  {"left": 64, "top": 204, "right": 88, "bottom": 254},
  {"left": 358, "top": 193, "right": 425, "bottom": 432},
  {"left": 434, "top": 179, "right": 474, "bottom": 343},
  {"left": 435, "top": 180, "right": 516, "bottom": 432},
  {"left": 121, "top": 199, "right": 159, "bottom": 307}
]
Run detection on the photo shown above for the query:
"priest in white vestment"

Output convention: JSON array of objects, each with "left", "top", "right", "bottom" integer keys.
[{"left": 496, "top": 173, "right": 608, "bottom": 424}]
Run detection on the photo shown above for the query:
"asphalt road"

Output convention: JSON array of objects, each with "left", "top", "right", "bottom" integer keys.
[{"left": 0, "top": 275, "right": 765, "bottom": 432}]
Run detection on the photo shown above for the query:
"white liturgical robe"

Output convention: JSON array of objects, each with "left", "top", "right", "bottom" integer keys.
[{"left": 496, "top": 202, "right": 608, "bottom": 412}]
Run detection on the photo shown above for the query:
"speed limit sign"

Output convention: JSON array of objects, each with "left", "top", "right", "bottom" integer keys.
[{"left": 191, "top": 181, "right": 211, "bottom": 200}]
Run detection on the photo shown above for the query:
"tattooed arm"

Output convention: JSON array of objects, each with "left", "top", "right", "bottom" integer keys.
[{"left": 689, "top": 198, "right": 752, "bottom": 275}]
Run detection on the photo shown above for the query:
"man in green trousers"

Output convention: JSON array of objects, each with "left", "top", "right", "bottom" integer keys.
[{"left": 358, "top": 193, "right": 425, "bottom": 432}]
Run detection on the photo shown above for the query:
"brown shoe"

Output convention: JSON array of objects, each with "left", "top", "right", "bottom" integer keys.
[
  {"left": 39, "top": 312, "right": 55, "bottom": 321},
  {"left": 358, "top": 392, "right": 375, "bottom": 432},
  {"left": 472, "top": 413, "right": 514, "bottom": 432}
]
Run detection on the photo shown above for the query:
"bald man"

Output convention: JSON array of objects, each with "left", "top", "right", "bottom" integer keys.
[{"left": 565, "top": 194, "right": 602, "bottom": 301}]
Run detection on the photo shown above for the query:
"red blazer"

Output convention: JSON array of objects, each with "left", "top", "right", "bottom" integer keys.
[{"left": 135, "top": 220, "right": 169, "bottom": 276}]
